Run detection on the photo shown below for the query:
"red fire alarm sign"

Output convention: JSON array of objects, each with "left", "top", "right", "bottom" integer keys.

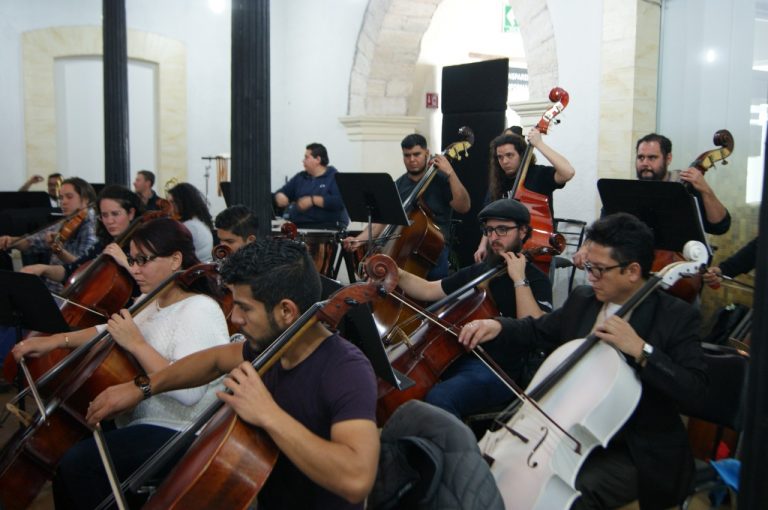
[{"left": 426, "top": 92, "right": 439, "bottom": 109}]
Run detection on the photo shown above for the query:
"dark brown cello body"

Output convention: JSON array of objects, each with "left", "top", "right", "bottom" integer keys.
[
  {"left": 652, "top": 129, "right": 734, "bottom": 303},
  {"left": 376, "top": 288, "right": 498, "bottom": 424},
  {"left": 367, "top": 128, "right": 474, "bottom": 336},
  {"left": 139, "top": 255, "right": 399, "bottom": 510},
  {"left": 0, "top": 265, "right": 221, "bottom": 510}
]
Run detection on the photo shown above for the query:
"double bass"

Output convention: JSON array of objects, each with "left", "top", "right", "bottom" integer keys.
[
  {"left": 652, "top": 129, "right": 734, "bottom": 303},
  {"left": 477, "top": 241, "right": 708, "bottom": 509},
  {"left": 506, "top": 87, "right": 570, "bottom": 273}
]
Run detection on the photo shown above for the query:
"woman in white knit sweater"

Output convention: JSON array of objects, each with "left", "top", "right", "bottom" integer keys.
[{"left": 13, "top": 217, "right": 230, "bottom": 509}]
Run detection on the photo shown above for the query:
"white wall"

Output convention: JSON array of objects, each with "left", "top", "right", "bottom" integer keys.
[
  {"left": 269, "top": 0, "right": 369, "bottom": 188},
  {"left": 1, "top": 0, "right": 605, "bottom": 222},
  {"left": 546, "top": 0, "right": 603, "bottom": 224}
]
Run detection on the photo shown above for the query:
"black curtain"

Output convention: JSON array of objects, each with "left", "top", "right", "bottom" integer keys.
[
  {"left": 441, "top": 59, "right": 508, "bottom": 268},
  {"left": 739, "top": 122, "right": 768, "bottom": 507}
]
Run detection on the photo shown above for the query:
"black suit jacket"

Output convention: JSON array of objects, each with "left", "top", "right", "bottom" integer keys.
[{"left": 493, "top": 285, "right": 708, "bottom": 509}]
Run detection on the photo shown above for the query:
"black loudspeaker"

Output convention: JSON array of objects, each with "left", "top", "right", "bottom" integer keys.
[
  {"left": 441, "top": 59, "right": 509, "bottom": 114},
  {"left": 442, "top": 111, "right": 506, "bottom": 268}
]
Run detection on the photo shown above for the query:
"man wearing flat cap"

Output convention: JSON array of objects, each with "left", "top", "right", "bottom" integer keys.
[{"left": 394, "top": 198, "right": 552, "bottom": 418}]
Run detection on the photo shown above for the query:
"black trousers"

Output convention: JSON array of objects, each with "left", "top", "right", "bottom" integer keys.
[{"left": 571, "top": 443, "right": 639, "bottom": 510}]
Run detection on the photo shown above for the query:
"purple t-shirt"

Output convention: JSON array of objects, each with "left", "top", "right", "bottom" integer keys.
[{"left": 243, "top": 334, "right": 377, "bottom": 509}]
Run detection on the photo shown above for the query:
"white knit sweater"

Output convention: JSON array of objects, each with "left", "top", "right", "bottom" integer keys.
[{"left": 102, "top": 293, "right": 230, "bottom": 431}]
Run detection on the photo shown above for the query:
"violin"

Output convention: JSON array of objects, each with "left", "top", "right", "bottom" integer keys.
[
  {"left": 98, "top": 254, "right": 399, "bottom": 510},
  {"left": 0, "top": 264, "right": 222, "bottom": 510},
  {"left": 477, "top": 242, "right": 708, "bottom": 509},
  {"left": 653, "top": 129, "right": 734, "bottom": 303},
  {"left": 507, "top": 87, "right": 569, "bottom": 274},
  {"left": 4, "top": 206, "right": 91, "bottom": 253},
  {"left": 50, "top": 207, "right": 90, "bottom": 255}
]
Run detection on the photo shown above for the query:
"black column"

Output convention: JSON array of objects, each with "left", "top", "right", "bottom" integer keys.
[
  {"left": 739, "top": 126, "right": 768, "bottom": 508},
  {"left": 102, "top": 0, "right": 130, "bottom": 186},
  {"left": 231, "top": 0, "right": 271, "bottom": 237}
]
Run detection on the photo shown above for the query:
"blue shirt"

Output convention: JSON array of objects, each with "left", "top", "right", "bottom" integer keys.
[{"left": 277, "top": 166, "right": 349, "bottom": 229}]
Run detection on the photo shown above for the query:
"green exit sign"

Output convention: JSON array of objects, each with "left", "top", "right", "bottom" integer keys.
[{"left": 503, "top": 6, "right": 519, "bottom": 33}]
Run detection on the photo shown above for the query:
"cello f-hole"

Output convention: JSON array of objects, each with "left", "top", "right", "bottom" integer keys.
[{"left": 527, "top": 426, "right": 549, "bottom": 469}]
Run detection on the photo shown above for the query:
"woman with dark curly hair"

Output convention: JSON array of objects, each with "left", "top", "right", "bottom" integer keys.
[{"left": 167, "top": 182, "right": 214, "bottom": 262}]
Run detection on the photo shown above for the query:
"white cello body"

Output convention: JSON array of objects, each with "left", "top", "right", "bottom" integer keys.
[{"left": 478, "top": 338, "right": 641, "bottom": 510}]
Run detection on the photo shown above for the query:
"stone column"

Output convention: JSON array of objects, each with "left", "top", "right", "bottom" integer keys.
[
  {"left": 103, "top": 0, "right": 130, "bottom": 186},
  {"left": 598, "top": 0, "right": 661, "bottom": 182},
  {"left": 230, "top": 0, "right": 271, "bottom": 236}
]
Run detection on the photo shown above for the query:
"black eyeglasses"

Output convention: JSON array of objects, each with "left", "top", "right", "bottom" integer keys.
[
  {"left": 480, "top": 225, "right": 519, "bottom": 237},
  {"left": 583, "top": 261, "right": 628, "bottom": 279},
  {"left": 126, "top": 254, "right": 159, "bottom": 267}
]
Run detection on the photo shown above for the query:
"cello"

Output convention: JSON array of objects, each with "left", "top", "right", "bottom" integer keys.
[
  {"left": 506, "top": 87, "right": 569, "bottom": 274},
  {"left": 0, "top": 264, "right": 224, "bottom": 510},
  {"left": 2, "top": 207, "right": 171, "bottom": 385},
  {"left": 476, "top": 241, "right": 708, "bottom": 509},
  {"left": 92, "top": 254, "right": 398, "bottom": 510},
  {"left": 375, "top": 245, "right": 563, "bottom": 425},
  {"left": 651, "top": 129, "right": 734, "bottom": 303},
  {"left": 364, "top": 128, "right": 474, "bottom": 335}
]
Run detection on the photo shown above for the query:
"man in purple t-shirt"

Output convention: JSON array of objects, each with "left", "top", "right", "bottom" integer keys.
[{"left": 86, "top": 239, "right": 379, "bottom": 509}]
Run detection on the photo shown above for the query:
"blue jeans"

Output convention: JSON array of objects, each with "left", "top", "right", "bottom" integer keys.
[
  {"left": 426, "top": 245, "right": 450, "bottom": 281},
  {"left": 425, "top": 355, "right": 513, "bottom": 418},
  {"left": 53, "top": 424, "right": 190, "bottom": 510}
]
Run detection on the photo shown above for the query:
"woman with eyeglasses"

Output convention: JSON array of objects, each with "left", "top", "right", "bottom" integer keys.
[
  {"left": 11, "top": 217, "right": 231, "bottom": 509},
  {"left": 20, "top": 185, "right": 143, "bottom": 287}
]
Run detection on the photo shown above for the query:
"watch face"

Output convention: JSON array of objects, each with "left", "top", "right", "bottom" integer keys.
[{"left": 135, "top": 375, "right": 150, "bottom": 386}]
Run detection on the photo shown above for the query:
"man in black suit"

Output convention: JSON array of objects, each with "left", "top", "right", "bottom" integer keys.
[{"left": 460, "top": 212, "right": 708, "bottom": 509}]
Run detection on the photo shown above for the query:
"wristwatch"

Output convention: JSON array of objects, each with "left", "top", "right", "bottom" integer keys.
[
  {"left": 513, "top": 279, "right": 530, "bottom": 288},
  {"left": 638, "top": 342, "right": 654, "bottom": 367},
  {"left": 134, "top": 374, "right": 152, "bottom": 400}
]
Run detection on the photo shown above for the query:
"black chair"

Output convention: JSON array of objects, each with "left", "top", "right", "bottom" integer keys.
[{"left": 679, "top": 343, "right": 749, "bottom": 509}]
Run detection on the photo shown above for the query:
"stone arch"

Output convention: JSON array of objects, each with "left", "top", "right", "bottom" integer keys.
[{"left": 347, "top": 0, "right": 559, "bottom": 117}]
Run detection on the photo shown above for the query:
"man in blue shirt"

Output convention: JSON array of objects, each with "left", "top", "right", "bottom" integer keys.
[{"left": 274, "top": 143, "right": 350, "bottom": 229}]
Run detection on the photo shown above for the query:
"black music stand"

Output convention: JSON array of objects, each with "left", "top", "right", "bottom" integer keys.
[
  {"left": 597, "top": 179, "right": 711, "bottom": 255},
  {"left": 0, "top": 271, "right": 69, "bottom": 392},
  {"left": 320, "top": 276, "right": 412, "bottom": 390},
  {"left": 0, "top": 271, "right": 69, "bottom": 338},
  {"left": 335, "top": 173, "right": 409, "bottom": 254}
]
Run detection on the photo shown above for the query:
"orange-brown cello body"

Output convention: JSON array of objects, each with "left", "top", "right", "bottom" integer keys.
[{"left": 510, "top": 87, "right": 570, "bottom": 274}]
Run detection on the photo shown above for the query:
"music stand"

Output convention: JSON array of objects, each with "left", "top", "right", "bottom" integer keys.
[
  {"left": 0, "top": 271, "right": 69, "bottom": 337},
  {"left": 320, "top": 276, "right": 413, "bottom": 390},
  {"left": 0, "top": 192, "right": 51, "bottom": 211},
  {"left": 335, "top": 173, "right": 409, "bottom": 254},
  {"left": 597, "top": 179, "right": 711, "bottom": 255},
  {"left": 219, "top": 182, "right": 232, "bottom": 207}
]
